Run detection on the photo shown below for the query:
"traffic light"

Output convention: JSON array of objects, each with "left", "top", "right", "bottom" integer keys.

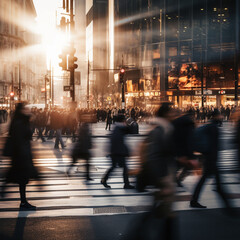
[
  {"left": 59, "top": 51, "right": 67, "bottom": 70},
  {"left": 119, "top": 68, "right": 125, "bottom": 83},
  {"left": 68, "top": 56, "right": 78, "bottom": 70},
  {"left": 10, "top": 92, "right": 14, "bottom": 100},
  {"left": 203, "top": 96, "right": 206, "bottom": 102}
]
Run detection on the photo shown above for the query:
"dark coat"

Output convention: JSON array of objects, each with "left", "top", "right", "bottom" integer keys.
[
  {"left": 110, "top": 124, "right": 129, "bottom": 157},
  {"left": 72, "top": 124, "right": 92, "bottom": 160},
  {"left": 172, "top": 114, "right": 195, "bottom": 158},
  {"left": 6, "top": 114, "right": 38, "bottom": 184},
  {"left": 203, "top": 120, "right": 219, "bottom": 173}
]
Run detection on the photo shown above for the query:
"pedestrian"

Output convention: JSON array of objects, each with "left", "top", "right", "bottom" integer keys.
[
  {"left": 131, "top": 102, "right": 178, "bottom": 240},
  {"left": 190, "top": 109, "right": 233, "bottom": 211},
  {"left": 67, "top": 123, "right": 93, "bottom": 181},
  {"left": 172, "top": 109, "right": 197, "bottom": 187},
  {"left": 52, "top": 110, "right": 65, "bottom": 149},
  {"left": 1, "top": 103, "right": 39, "bottom": 210},
  {"left": 105, "top": 109, "right": 112, "bottom": 131},
  {"left": 101, "top": 114, "right": 134, "bottom": 189}
]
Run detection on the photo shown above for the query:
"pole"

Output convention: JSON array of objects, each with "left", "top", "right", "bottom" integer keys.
[
  {"left": 70, "top": 0, "right": 75, "bottom": 102},
  {"left": 18, "top": 61, "right": 22, "bottom": 101},
  {"left": 121, "top": 54, "right": 125, "bottom": 110},
  {"left": 235, "top": 0, "right": 239, "bottom": 106},
  {"left": 45, "top": 75, "right": 47, "bottom": 108},
  {"left": 49, "top": 60, "right": 52, "bottom": 108},
  {"left": 87, "top": 54, "right": 90, "bottom": 109},
  {"left": 121, "top": 82, "right": 125, "bottom": 110},
  {"left": 11, "top": 71, "right": 14, "bottom": 110},
  {"left": 52, "top": 66, "right": 54, "bottom": 107}
]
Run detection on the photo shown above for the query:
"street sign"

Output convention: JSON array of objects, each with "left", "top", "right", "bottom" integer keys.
[
  {"left": 63, "top": 85, "right": 73, "bottom": 91},
  {"left": 218, "top": 90, "right": 226, "bottom": 94},
  {"left": 195, "top": 90, "right": 212, "bottom": 95}
]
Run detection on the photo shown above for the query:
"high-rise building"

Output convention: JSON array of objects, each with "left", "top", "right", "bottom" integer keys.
[
  {"left": 114, "top": 0, "right": 240, "bottom": 108},
  {"left": 0, "top": 0, "right": 47, "bottom": 106}
]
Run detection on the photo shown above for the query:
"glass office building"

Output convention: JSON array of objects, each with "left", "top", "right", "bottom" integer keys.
[{"left": 114, "top": 0, "right": 240, "bottom": 108}]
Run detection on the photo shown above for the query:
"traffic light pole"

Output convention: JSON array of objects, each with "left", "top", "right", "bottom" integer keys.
[
  {"left": 70, "top": 0, "right": 75, "bottom": 102},
  {"left": 121, "top": 82, "right": 125, "bottom": 109}
]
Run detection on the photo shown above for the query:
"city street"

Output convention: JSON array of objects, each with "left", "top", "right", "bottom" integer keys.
[{"left": 0, "top": 122, "right": 240, "bottom": 240}]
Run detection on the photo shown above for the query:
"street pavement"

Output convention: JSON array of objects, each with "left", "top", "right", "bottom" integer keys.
[{"left": 0, "top": 121, "right": 239, "bottom": 239}]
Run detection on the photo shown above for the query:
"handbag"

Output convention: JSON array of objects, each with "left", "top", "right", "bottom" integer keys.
[{"left": 3, "top": 137, "right": 13, "bottom": 157}]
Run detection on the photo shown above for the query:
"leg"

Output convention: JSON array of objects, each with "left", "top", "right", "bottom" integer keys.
[
  {"left": 67, "top": 156, "right": 77, "bottom": 174},
  {"left": 19, "top": 183, "right": 27, "bottom": 204},
  {"left": 85, "top": 158, "right": 93, "bottom": 180},
  {"left": 215, "top": 170, "right": 232, "bottom": 208},
  {"left": 19, "top": 184, "right": 36, "bottom": 210},
  {"left": 122, "top": 159, "right": 134, "bottom": 189},
  {"left": 54, "top": 130, "right": 59, "bottom": 149},
  {"left": 101, "top": 159, "right": 117, "bottom": 188},
  {"left": 190, "top": 172, "right": 208, "bottom": 208}
]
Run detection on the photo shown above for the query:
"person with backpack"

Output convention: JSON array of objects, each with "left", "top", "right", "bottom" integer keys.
[{"left": 190, "top": 109, "right": 233, "bottom": 210}]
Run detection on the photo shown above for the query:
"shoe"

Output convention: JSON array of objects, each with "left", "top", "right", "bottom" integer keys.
[
  {"left": 124, "top": 184, "right": 135, "bottom": 189},
  {"left": 86, "top": 177, "right": 94, "bottom": 181},
  {"left": 20, "top": 202, "right": 36, "bottom": 211},
  {"left": 176, "top": 179, "right": 183, "bottom": 187},
  {"left": 101, "top": 179, "right": 111, "bottom": 189},
  {"left": 190, "top": 200, "right": 207, "bottom": 208}
]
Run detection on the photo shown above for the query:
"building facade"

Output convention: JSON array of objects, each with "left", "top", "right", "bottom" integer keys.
[
  {"left": 0, "top": 0, "right": 46, "bottom": 106},
  {"left": 114, "top": 0, "right": 240, "bottom": 109}
]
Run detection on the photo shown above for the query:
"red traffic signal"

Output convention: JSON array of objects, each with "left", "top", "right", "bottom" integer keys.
[
  {"left": 10, "top": 92, "right": 14, "bottom": 97},
  {"left": 119, "top": 68, "right": 125, "bottom": 83},
  {"left": 120, "top": 68, "right": 125, "bottom": 74}
]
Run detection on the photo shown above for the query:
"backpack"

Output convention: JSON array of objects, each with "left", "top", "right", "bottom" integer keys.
[{"left": 193, "top": 124, "right": 210, "bottom": 154}]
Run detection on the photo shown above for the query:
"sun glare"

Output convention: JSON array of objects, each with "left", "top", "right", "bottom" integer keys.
[{"left": 33, "top": 0, "right": 66, "bottom": 71}]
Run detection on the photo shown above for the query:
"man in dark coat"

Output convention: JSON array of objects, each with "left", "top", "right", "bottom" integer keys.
[
  {"left": 190, "top": 109, "right": 232, "bottom": 210},
  {"left": 172, "top": 110, "right": 196, "bottom": 187},
  {"left": 1, "top": 103, "right": 39, "bottom": 210},
  {"left": 101, "top": 114, "right": 134, "bottom": 189}
]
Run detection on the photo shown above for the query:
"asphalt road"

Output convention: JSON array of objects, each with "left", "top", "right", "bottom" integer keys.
[{"left": 0, "top": 208, "right": 240, "bottom": 240}]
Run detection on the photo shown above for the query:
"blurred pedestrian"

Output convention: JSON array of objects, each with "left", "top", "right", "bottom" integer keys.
[
  {"left": 132, "top": 103, "right": 178, "bottom": 240},
  {"left": 101, "top": 114, "right": 134, "bottom": 189},
  {"left": 190, "top": 109, "right": 233, "bottom": 210},
  {"left": 105, "top": 109, "right": 112, "bottom": 131},
  {"left": 67, "top": 123, "right": 93, "bottom": 180},
  {"left": 1, "top": 103, "right": 39, "bottom": 210},
  {"left": 173, "top": 109, "right": 197, "bottom": 187}
]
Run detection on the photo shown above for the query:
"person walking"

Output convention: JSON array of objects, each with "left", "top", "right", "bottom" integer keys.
[
  {"left": 101, "top": 114, "right": 134, "bottom": 189},
  {"left": 172, "top": 109, "right": 196, "bottom": 187},
  {"left": 131, "top": 103, "right": 178, "bottom": 240},
  {"left": 1, "top": 103, "right": 39, "bottom": 210},
  {"left": 105, "top": 109, "right": 112, "bottom": 131},
  {"left": 67, "top": 123, "right": 93, "bottom": 180},
  {"left": 190, "top": 109, "right": 232, "bottom": 210}
]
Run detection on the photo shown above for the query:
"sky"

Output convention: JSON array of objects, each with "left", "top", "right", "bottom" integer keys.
[{"left": 33, "top": 0, "right": 65, "bottom": 70}]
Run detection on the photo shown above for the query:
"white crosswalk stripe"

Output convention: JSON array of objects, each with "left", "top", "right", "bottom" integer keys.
[{"left": 0, "top": 155, "right": 240, "bottom": 218}]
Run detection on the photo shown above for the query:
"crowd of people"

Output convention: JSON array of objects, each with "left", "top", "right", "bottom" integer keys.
[{"left": 0, "top": 102, "right": 240, "bottom": 239}]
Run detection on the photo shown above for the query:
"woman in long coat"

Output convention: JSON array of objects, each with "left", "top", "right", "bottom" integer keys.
[{"left": 1, "top": 103, "right": 39, "bottom": 210}]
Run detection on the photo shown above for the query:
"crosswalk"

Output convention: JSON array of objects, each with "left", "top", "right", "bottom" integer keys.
[{"left": 0, "top": 155, "right": 240, "bottom": 219}]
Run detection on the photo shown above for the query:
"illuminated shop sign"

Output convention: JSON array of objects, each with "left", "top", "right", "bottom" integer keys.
[{"left": 126, "top": 91, "right": 161, "bottom": 97}]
